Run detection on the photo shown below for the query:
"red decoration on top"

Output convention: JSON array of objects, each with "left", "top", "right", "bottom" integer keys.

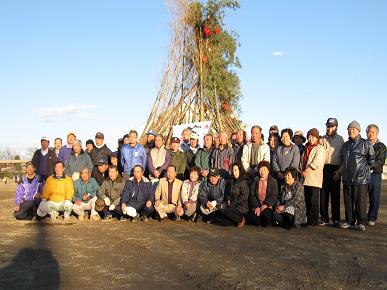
[
  {"left": 202, "top": 54, "right": 208, "bottom": 63},
  {"left": 213, "top": 25, "right": 221, "bottom": 35},
  {"left": 203, "top": 26, "right": 212, "bottom": 37},
  {"left": 222, "top": 102, "right": 231, "bottom": 112}
]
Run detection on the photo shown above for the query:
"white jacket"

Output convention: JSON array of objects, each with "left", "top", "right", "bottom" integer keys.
[
  {"left": 180, "top": 180, "right": 200, "bottom": 204},
  {"left": 241, "top": 141, "right": 271, "bottom": 171}
]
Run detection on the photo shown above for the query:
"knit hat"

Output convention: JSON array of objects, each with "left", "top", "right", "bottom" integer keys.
[
  {"left": 86, "top": 139, "right": 94, "bottom": 146},
  {"left": 73, "top": 139, "right": 82, "bottom": 147},
  {"left": 347, "top": 120, "right": 361, "bottom": 132},
  {"left": 307, "top": 128, "right": 320, "bottom": 139}
]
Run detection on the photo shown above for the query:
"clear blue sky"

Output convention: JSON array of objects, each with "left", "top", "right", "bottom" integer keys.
[{"left": 1, "top": 0, "right": 386, "bottom": 154}]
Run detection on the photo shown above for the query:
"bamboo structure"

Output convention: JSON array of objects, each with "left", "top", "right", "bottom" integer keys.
[{"left": 140, "top": 0, "right": 240, "bottom": 143}]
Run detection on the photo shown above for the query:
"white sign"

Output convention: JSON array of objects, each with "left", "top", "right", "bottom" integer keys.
[{"left": 172, "top": 121, "right": 212, "bottom": 147}]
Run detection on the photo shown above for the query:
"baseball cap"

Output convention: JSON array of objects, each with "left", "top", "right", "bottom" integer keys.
[
  {"left": 97, "top": 156, "right": 108, "bottom": 166},
  {"left": 171, "top": 137, "right": 180, "bottom": 143},
  {"left": 326, "top": 118, "right": 338, "bottom": 127},
  {"left": 95, "top": 132, "right": 104, "bottom": 139},
  {"left": 208, "top": 168, "right": 220, "bottom": 177}
]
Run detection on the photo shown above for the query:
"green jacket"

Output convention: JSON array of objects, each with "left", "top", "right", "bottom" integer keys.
[
  {"left": 170, "top": 150, "right": 186, "bottom": 180},
  {"left": 195, "top": 147, "right": 212, "bottom": 171},
  {"left": 73, "top": 177, "right": 99, "bottom": 203}
]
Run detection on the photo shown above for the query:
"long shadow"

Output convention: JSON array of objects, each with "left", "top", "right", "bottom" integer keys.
[{"left": 0, "top": 221, "right": 60, "bottom": 290}]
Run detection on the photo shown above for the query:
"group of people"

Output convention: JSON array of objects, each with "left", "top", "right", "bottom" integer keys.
[{"left": 13, "top": 118, "right": 385, "bottom": 231}]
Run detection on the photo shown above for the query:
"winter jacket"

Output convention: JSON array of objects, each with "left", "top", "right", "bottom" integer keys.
[
  {"left": 58, "top": 145, "right": 73, "bottom": 163},
  {"left": 272, "top": 144, "right": 300, "bottom": 174},
  {"left": 233, "top": 142, "right": 245, "bottom": 163},
  {"left": 241, "top": 141, "right": 271, "bottom": 172},
  {"left": 147, "top": 145, "right": 171, "bottom": 178},
  {"left": 170, "top": 150, "right": 187, "bottom": 180},
  {"left": 277, "top": 181, "right": 307, "bottom": 225},
  {"left": 249, "top": 175, "right": 278, "bottom": 209},
  {"left": 226, "top": 177, "right": 249, "bottom": 214},
  {"left": 180, "top": 140, "right": 191, "bottom": 153},
  {"left": 42, "top": 175, "right": 74, "bottom": 202},
  {"left": 120, "top": 143, "right": 147, "bottom": 175},
  {"left": 97, "top": 175, "right": 125, "bottom": 206},
  {"left": 199, "top": 178, "right": 226, "bottom": 207},
  {"left": 180, "top": 180, "right": 200, "bottom": 204},
  {"left": 300, "top": 144, "right": 326, "bottom": 188},
  {"left": 64, "top": 151, "right": 93, "bottom": 177},
  {"left": 92, "top": 167, "right": 109, "bottom": 186},
  {"left": 15, "top": 175, "right": 43, "bottom": 205},
  {"left": 320, "top": 133, "right": 344, "bottom": 166},
  {"left": 185, "top": 146, "right": 199, "bottom": 171},
  {"left": 91, "top": 144, "right": 112, "bottom": 166},
  {"left": 195, "top": 147, "right": 212, "bottom": 171},
  {"left": 31, "top": 148, "right": 57, "bottom": 178},
  {"left": 121, "top": 176, "right": 154, "bottom": 210},
  {"left": 155, "top": 177, "right": 183, "bottom": 206},
  {"left": 341, "top": 135, "right": 375, "bottom": 185},
  {"left": 211, "top": 145, "right": 235, "bottom": 178},
  {"left": 73, "top": 178, "right": 99, "bottom": 203},
  {"left": 370, "top": 139, "right": 386, "bottom": 174}
]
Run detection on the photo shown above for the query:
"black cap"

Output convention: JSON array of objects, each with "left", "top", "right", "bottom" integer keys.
[
  {"left": 326, "top": 118, "right": 338, "bottom": 127},
  {"left": 97, "top": 156, "right": 108, "bottom": 166},
  {"left": 171, "top": 137, "right": 180, "bottom": 143},
  {"left": 208, "top": 168, "right": 220, "bottom": 177},
  {"left": 86, "top": 139, "right": 94, "bottom": 146}
]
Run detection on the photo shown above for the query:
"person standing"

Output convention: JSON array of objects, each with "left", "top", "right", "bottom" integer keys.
[
  {"left": 53, "top": 138, "right": 62, "bottom": 158},
  {"left": 120, "top": 130, "right": 147, "bottom": 180},
  {"left": 31, "top": 136, "right": 57, "bottom": 181},
  {"left": 366, "top": 124, "right": 386, "bottom": 226},
  {"left": 91, "top": 132, "right": 112, "bottom": 166},
  {"left": 211, "top": 132, "right": 235, "bottom": 179},
  {"left": 233, "top": 129, "right": 246, "bottom": 163},
  {"left": 337, "top": 121, "right": 375, "bottom": 231},
  {"left": 64, "top": 140, "right": 93, "bottom": 181},
  {"left": 195, "top": 134, "right": 213, "bottom": 179},
  {"left": 319, "top": 118, "right": 344, "bottom": 226},
  {"left": 300, "top": 128, "right": 326, "bottom": 227},
  {"left": 58, "top": 132, "right": 76, "bottom": 163},
  {"left": 147, "top": 134, "right": 171, "bottom": 182},
  {"left": 169, "top": 137, "right": 186, "bottom": 180}
]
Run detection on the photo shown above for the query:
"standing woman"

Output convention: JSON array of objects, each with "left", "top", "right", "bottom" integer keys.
[
  {"left": 219, "top": 162, "right": 250, "bottom": 227},
  {"left": 300, "top": 128, "right": 326, "bottom": 226},
  {"left": 267, "top": 133, "right": 280, "bottom": 171}
]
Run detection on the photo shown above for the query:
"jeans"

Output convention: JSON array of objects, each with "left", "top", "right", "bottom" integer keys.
[{"left": 368, "top": 173, "right": 382, "bottom": 222}]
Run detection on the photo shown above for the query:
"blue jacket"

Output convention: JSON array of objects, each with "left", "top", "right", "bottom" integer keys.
[
  {"left": 199, "top": 178, "right": 226, "bottom": 206},
  {"left": 120, "top": 143, "right": 147, "bottom": 175},
  {"left": 73, "top": 178, "right": 99, "bottom": 202},
  {"left": 15, "top": 175, "right": 43, "bottom": 205},
  {"left": 58, "top": 145, "right": 72, "bottom": 163},
  {"left": 120, "top": 177, "right": 154, "bottom": 210}
]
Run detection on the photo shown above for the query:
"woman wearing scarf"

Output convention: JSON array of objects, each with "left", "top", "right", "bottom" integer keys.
[
  {"left": 300, "top": 128, "right": 326, "bottom": 226},
  {"left": 218, "top": 162, "right": 249, "bottom": 227},
  {"left": 180, "top": 167, "right": 201, "bottom": 221},
  {"left": 247, "top": 160, "right": 278, "bottom": 227}
]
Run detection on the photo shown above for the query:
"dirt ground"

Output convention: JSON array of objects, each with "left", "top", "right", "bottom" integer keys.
[{"left": 0, "top": 182, "right": 386, "bottom": 290}]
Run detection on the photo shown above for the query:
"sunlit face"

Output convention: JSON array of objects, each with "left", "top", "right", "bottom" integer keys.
[
  {"left": 259, "top": 166, "right": 269, "bottom": 179},
  {"left": 190, "top": 170, "right": 199, "bottom": 182},
  {"left": 133, "top": 166, "right": 143, "bottom": 180},
  {"left": 146, "top": 135, "right": 154, "bottom": 143},
  {"left": 95, "top": 137, "right": 103, "bottom": 146},
  {"left": 190, "top": 138, "right": 199, "bottom": 148},
  {"left": 41, "top": 140, "right": 49, "bottom": 150},
  {"left": 232, "top": 165, "right": 240, "bottom": 179},
  {"left": 166, "top": 166, "right": 176, "bottom": 179},
  {"left": 308, "top": 135, "right": 318, "bottom": 145},
  {"left": 326, "top": 126, "right": 337, "bottom": 136},
  {"left": 128, "top": 132, "right": 137, "bottom": 145},
  {"left": 281, "top": 132, "right": 291, "bottom": 146},
  {"left": 269, "top": 136, "right": 278, "bottom": 149},
  {"left": 54, "top": 139, "right": 62, "bottom": 150},
  {"left": 367, "top": 127, "right": 378, "bottom": 142},
  {"left": 111, "top": 156, "right": 118, "bottom": 166},
  {"left": 251, "top": 128, "right": 261, "bottom": 143},
  {"left": 219, "top": 133, "right": 228, "bottom": 145},
  {"left": 26, "top": 164, "right": 35, "bottom": 176},
  {"left": 236, "top": 130, "right": 244, "bottom": 143},
  {"left": 348, "top": 127, "right": 360, "bottom": 140},
  {"left": 182, "top": 130, "right": 191, "bottom": 141},
  {"left": 213, "top": 136, "right": 220, "bottom": 147},
  {"left": 80, "top": 169, "right": 90, "bottom": 182},
  {"left": 123, "top": 137, "right": 130, "bottom": 144},
  {"left": 108, "top": 167, "right": 118, "bottom": 180},
  {"left": 86, "top": 144, "right": 93, "bottom": 152},
  {"left": 55, "top": 163, "right": 65, "bottom": 176},
  {"left": 155, "top": 136, "right": 164, "bottom": 148},
  {"left": 67, "top": 134, "right": 75, "bottom": 145},
  {"left": 204, "top": 135, "right": 213, "bottom": 148},
  {"left": 171, "top": 142, "right": 179, "bottom": 151},
  {"left": 73, "top": 143, "right": 81, "bottom": 154},
  {"left": 284, "top": 172, "right": 295, "bottom": 186},
  {"left": 209, "top": 175, "right": 220, "bottom": 185}
]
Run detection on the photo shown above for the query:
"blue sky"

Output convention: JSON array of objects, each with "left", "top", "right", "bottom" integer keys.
[{"left": 0, "top": 0, "right": 386, "bottom": 154}]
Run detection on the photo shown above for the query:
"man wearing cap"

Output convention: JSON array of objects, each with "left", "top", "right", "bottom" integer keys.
[
  {"left": 119, "top": 165, "right": 154, "bottom": 221},
  {"left": 65, "top": 140, "right": 93, "bottom": 181},
  {"left": 32, "top": 136, "right": 57, "bottom": 181},
  {"left": 120, "top": 130, "right": 147, "bottom": 180},
  {"left": 144, "top": 130, "right": 156, "bottom": 154},
  {"left": 292, "top": 130, "right": 306, "bottom": 155},
  {"left": 154, "top": 165, "right": 184, "bottom": 221},
  {"left": 185, "top": 133, "right": 200, "bottom": 178},
  {"left": 37, "top": 161, "right": 74, "bottom": 221},
  {"left": 195, "top": 134, "right": 213, "bottom": 178},
  {"left": 53, "top": 138, "right": 62, "bottom": 158},
  {"left": 92, "top": 156, "right": 110, "bottom": 186},
  {"left": 319, "top": 118, "right": 344, "bottom": 226},
  {"left": 198, "top": 168, "right": 226, "bottom": 223},
  {"left": 336, "top": 120, "right": 375, "bottom": 231},
  {"left": 170, "top": 137, "right": 186, "bottom": 180},
  {"left": 96, "top": 165, "right": 125, "bottom": 220},
  {"left": 72, "top": 167, "right": 100, "bottom": 221},
  {"left": 241, "top": 126, "right": 271, "bottom": 179},
  {"left": 59, "top": 132, "right": 76, "bottom": 163},
  {"left": 366, "top": 124, "right": 386, "bottom": 226},
  {"left": 147, "top": 134, "right": 171, "bottom": 182},
  {"left": 91, "top": 132, "right": 112, "bottom": 166},
  {"left": 180, "top": 128, "right": 192, "bottom": 153}
]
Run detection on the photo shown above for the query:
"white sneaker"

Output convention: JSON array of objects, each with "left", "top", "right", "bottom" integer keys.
[
  {"left": 340, "top": 222, "right": 351, "bottom": 229},
  {"left": 368, "top": 221, "right": 375, "bottom": 226},
  {"left": 63, "top": 213, "right": 70, "bottom": 221},
  {"left": 49, "top": 211, "right": 58, "bottom": 221},
  {"left": 357, "top": 224, "right": 366, "bottom": 231}
]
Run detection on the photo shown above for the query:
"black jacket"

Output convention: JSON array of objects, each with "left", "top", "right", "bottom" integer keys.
[
  {"left": 92, "top": 167, "right": 109, "bottom": 186},
  {"left": 370, "top": 140, "right": 386, "bottom": 174},
  {"left": 341, "top": 135, "right": 375, "bottom": 185},
  {"left": 226, "top": 177, "right": 249, "bottom": 214},
  {"left": 31, "top": 148, "right": 57, "bottom": 179},
  {"left": 249, "top": 174, "right": 278, "bottom": 209},
  {"left": 91, "top": 144, "right": 112, "bottom": 166}
]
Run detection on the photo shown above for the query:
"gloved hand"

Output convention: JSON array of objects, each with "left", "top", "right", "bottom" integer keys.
[
  {"left": 109, "top": 204, "right": 115, "bottom": 211},
  {"left": 104, "top": 197, "right": 111, "bottom": 206}
]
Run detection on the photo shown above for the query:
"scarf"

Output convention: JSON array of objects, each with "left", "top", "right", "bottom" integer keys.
[
  {"left": 188, "top": 180, "right": 198, "bottom": 199},
  {"left": 302, "top": 141, "right": 319, "bottom": 170},
  {"left": 258, "top": 178, "right": 267, "bottom": 203}
]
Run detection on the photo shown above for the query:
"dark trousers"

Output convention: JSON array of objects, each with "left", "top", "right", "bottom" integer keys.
[
  {"left": 368, "top": 173, "right": 382, "bottom": 222},
  {"left": 304, "top": 186, "right": 320, "bottom": 226},
  {"left": 14, "top": 199, "right": 41, "bottom": 220},
  {"left": 219, "top": 207, "right": 245, "bottom": 226},
  {"left": 343, "top": 184, "right": 368, "bottom": 225},
  {"left": 320, "top": 165, "right": 341, "bottom": 222},
  {"left": 273, "top": 212, "right": 294, "bottom": 229},
  {"left": 246, "top": 208, "right": 273, "bottom": 227}
]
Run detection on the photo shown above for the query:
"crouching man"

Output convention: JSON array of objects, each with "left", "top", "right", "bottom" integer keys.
[
  {"left": 72, "top": 167, "right": 100, "bottom": 221},
  {"left": 37, "top": 161, "right": 74, "bottom": 221},
  {"left": 119, "top": 165, "right": 154, "bottom": 222},
  {"left": 96, "top": 165, "right": 125, "bottom": 220},
  {"left": 198, "top": 168, "right": 226, "bottom": 223},
  {"left": 154, "top": 165, "right": 184, "bottom": 221}
]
